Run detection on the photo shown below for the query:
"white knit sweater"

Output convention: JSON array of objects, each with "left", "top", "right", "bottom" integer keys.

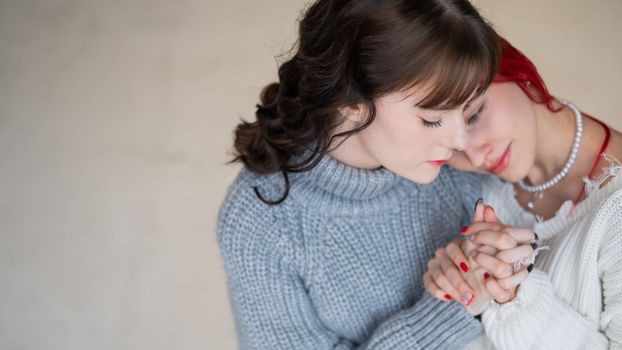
[{"left": 471, "top": 162, "right": 622, "bottom": 350}]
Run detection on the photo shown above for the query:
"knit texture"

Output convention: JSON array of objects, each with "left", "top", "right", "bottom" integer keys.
[
  {"left": 478, "top": 164, "right": 622, "bottom": 349},
  {"left": 217, "top": 154, "right": 484, "bottom": 349}
]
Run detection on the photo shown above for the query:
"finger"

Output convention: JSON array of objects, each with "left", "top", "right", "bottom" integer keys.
[
  {"left": 495, "top": 244, "right": 534, "bottom": 264},
  {"left": 484, "top": 205, "right": 499, "bottom": 223},
  {"left": 461, "top": 237, "right": 479, "bottom": 257},
  {"left": 427, "top": 258, "right": 462, "bottom": 301},
  {"left": 437, "top": 249, "right": 476, "bottom": 306},
  {"left": 470, "top": 230, "right": 518, "bottom": 250},
  {"left": 473, "top": 198, "right": 485, "bottom": 223},
  {"left": 446, "top": 240, "right": 471, "bottom": 274},
  {"left": 485, "top": 277, "right": 514, "bottom": 303},
  {"left": 424, "top": 271, "right": 453, "bottom": 301},
  {"left": 475, "top": 244, "right": 497, "bottom": 256},
  {"left": 462, "top": 199, "right": 485, "bottom": 234},
  {"left": 502, "top": 226, "right": 537, "bottom": 244},
  {"left": 497, "top": 268, "right": 529, "bottom": 290},
  {"left": 474, "top": 252, "right": 514, "bottom": 279},
  {"left": 462, "top": 222, "right": 505, "bottom": 236},
  {"left": 430, "top": 266, "right": 463, "bottom": 302}
]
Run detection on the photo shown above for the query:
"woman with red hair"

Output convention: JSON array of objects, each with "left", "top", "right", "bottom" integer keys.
[{"left": 424, "top": 38, "right": 622, "bottom": 349}]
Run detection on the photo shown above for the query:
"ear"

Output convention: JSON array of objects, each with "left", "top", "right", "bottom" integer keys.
[{"left": 339, "top": 103, "right": 367, "bottom": 124}]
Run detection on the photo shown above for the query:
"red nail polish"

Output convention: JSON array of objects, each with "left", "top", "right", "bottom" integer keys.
[
  {"left": 484, "top": 272, "right": 490, "bottom": 280},
  {"left": 460, "top": 226, "right": 468, "bottom": 234},
  {"left": 460, "top": 262, "right": 469, "bottom": 273},
  {"left": 444, "top": 294, "right": 452, "bottom": 301}
]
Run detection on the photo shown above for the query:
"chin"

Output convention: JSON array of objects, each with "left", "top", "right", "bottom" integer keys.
[
  {"left": 402, "top": 167, "right": 441, "bottom": 185},
  {"left": 498, "top": 163, "right": 530, "bottom": 183},
  {"left": 498, "top": 145, "right": 537, "bottom": 183}
]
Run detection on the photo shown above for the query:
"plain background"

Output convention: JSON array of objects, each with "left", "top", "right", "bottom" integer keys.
[{"left": 0, "top": 0, "right": 620, "bottom": 349}]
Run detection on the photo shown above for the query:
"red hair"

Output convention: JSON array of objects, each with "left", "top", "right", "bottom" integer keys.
[{"left": 494, "top": 37, "right": 560, "bottom": 112}]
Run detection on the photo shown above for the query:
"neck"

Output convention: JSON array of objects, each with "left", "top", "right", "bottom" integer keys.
[
  {"left": 526, "top": 99, "right": 606, "bottom": 201},
  {"left": 328, "top": 121, "right": 382, "bottom": 170},
  {"left": 526, "top": 100, "right": 576, "bottom": 185}
]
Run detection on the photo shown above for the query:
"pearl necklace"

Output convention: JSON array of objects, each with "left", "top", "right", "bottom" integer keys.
[{"left": 517, "top": 99, "right": 583, "bottom": 209}]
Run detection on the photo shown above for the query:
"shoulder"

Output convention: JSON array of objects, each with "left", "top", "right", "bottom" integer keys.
[
  {"left": 592, "top": 189, "right": 622, "bottom": 273},
  {"left": 585, "top": 168, "right": 622, "bottom": 228},
  {"left": 437, "top": 166, "right": 485, "bottom": 186},
  {"left": 592, "top": 186, "right": 622, "bottom": 233},
  {"left": 217, "top": 170, "right": 286, "bottom": 253},
  {"left": 217, "top": 169, "right": 303, "bottom": 268},
  {"left": 584, "top": 185, "right": 622, "bottom": 267},
  {"left": 428, "top": 167, "right": 484, "bottom": 196},
  {"left": 430, "top": 167, "right": 485, "bottom": 208}
]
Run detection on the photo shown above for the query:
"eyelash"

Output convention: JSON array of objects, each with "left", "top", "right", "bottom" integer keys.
[
  {"left": 467, "top": 112, "right": 480, "bottom": 124},
  {"left": 420, "top": 103, "right": 483, "bottom": 128},
  {"left": 467, "top": 105, "right": 484, "bottom": 125},
  {"left": 421, "top": 119, "right": 444, "bottom": 128}
]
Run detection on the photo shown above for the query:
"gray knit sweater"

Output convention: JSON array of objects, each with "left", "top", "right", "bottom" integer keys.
[{"left": 217, "top": 154, "right": 484, "bottom": 349}]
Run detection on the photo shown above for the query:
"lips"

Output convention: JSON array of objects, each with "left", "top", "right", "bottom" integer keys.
[
  {"left": 427, "top": 160, "right": 446, "bottom": 167},
  {"left": 488, "top": 145, "right": 511, "bottom": 174}
]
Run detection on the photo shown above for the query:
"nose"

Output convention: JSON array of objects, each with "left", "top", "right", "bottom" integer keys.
[
  {"left": 464, "top": 141, "right": 492, "bottom": 169},
  {"left": 442, "top": 110, "right": 492, "bottom": 169},
  {"left": 443, "top": 112, "right": 468, "bottom": 152}
]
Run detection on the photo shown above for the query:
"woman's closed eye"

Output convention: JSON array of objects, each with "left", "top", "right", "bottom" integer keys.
[
  {"left": 466, "top": 104, "right": 484, "bottom": 125},
  {"left": 421, "top": 118, "right": 444, "bottom": 128},
  {"left": 467, "top": 112, "right": 480, "bottom": 125}
]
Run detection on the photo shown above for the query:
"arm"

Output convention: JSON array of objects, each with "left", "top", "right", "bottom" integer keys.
[
  {"left": 481, "top": 269, "right": 608, "bottom": 349},
  {"left": 218, "top": 206, "right": 483, "bottom": 349},
  {"left": 483, "top": 208, "right": 622, "bottom": 349}
]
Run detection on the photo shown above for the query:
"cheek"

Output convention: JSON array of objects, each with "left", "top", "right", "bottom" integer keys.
[{"left": 372, "top": 116, "right": 432, "bottom": 156}]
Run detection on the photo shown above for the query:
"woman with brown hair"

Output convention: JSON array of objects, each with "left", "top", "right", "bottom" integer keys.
[{"left": 218, "top": 0, "right": 533, "bottom": 348}]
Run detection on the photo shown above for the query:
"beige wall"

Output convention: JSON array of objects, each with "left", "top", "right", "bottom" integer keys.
[{"left": 0, "top": 1, "right": 620, "bottom": 349}]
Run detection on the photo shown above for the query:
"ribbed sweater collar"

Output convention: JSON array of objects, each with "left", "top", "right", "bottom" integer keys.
[{"left": 293, "top": 153, "right": 401, "bottom": 200}]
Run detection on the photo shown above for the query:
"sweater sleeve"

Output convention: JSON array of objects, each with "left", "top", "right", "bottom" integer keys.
[
  {"left": 217, "top": 198, "right": 482, "bottom": 349},
  {"left": 481, "top": 269, "right": 608, "bottom": 349},
  {"left": 481, "top": 196, "right": 622, "bottom": 350}
]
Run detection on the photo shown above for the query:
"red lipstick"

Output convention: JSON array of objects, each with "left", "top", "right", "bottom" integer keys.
[
  {"left": 427, "top": 160, "right": 446, "bottom": 167},
  {"left": 488, "top": 145, "right": 511, "bottom": 175}
]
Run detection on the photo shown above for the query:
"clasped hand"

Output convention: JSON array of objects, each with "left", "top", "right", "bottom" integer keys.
[{"left": 423, "top": 201, "right": 537, "bottom": 315}]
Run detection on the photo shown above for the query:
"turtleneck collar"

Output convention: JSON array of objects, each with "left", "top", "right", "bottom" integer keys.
[{"left": 293, "top": 153, "right": 402, "bottom": 200}]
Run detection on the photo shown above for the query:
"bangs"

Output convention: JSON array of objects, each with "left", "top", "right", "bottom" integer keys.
[
  {"left": 412, "top": 49, "right": 495, "bottom": 109},
  {"left": 350, "top": 1, "right": 500, "bottom": 111},
  {"left": 405, "top": 34, "right": 499, "bottom": 110}
]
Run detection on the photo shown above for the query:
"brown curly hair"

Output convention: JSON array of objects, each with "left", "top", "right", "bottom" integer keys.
[{"left": 232, "top": 0, "right": 500, "bottom": 204}]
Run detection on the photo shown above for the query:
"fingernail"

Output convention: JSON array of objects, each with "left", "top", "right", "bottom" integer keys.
[
  {"left": 468, "top": 234, "right": 475, "bottom": 241},
  {"left": 461, "top": 226, "right": 468, "bottom": 234},
  {"left": 444, "top": 294, "right": 452, "bottom": 301},
  {"left": 527, "top": 264, "right": 534, "bottom": 273},
  {"left": 463, "top": 292, "right": 474, "bottom": 306},
  {"left": 474, "top": 198, "right": 483, "bottom": 212},
  {"left": 534, "top": 232, "right": 539, "bottom": 241},
  {"left": 460, "top": 262, "right": 469, "bottom": 273},
  {"left": 530, "top": 242, "right": 538, "bottom": 250},
  {"left": 484, "top": 272, "right": 490, "bottom": 280}
]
